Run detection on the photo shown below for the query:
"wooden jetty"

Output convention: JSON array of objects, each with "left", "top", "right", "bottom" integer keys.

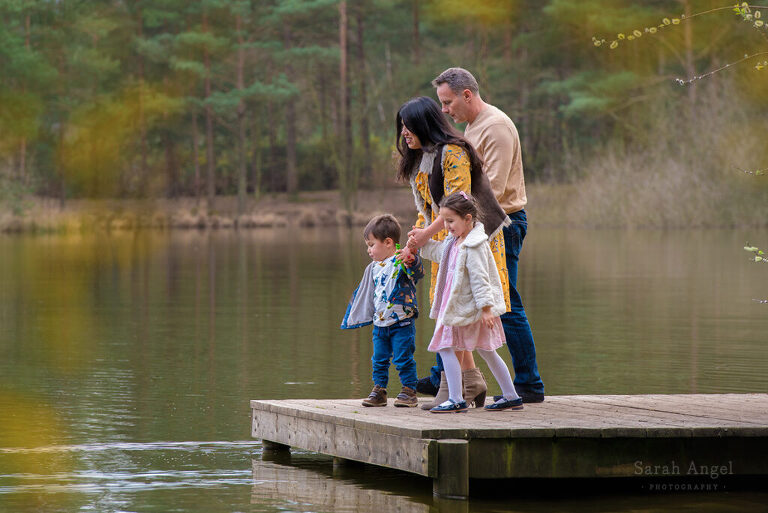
[{"left": 251, "top": 394, "right": 768, "bottom": 499}]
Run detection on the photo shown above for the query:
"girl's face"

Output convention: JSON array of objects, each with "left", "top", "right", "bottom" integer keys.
[
  {"left": 441, "top": 207, "right": 473, "bottom": 239},
  {"left": 401, "top": 124, "right": 422, "bottom": 149}
]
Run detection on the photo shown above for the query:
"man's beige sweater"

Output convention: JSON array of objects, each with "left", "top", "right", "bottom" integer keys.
[{"left": 464, "top": 104, "right": 527, "bottom": 214}]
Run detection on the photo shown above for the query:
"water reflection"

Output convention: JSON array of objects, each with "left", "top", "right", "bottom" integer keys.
[
  {"left": 252, "top": 454, "right": 437, "bottom": 513},
  {"left": 0, "top": 441, "right": 259, "bottom": 513},
  {"left": 250, "top": 453, "right": 768, "bottom": 513},
  {"left": 1, "top": 227, "right": 767, "bottom": 512}
]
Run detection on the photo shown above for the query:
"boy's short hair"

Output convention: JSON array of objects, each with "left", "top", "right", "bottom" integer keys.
[{"left": 363, "top": 214, "right": 401, "bottom": 243}]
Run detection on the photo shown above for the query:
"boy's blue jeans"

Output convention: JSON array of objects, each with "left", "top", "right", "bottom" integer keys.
[
  {"left": 372, "top": 319, "right": 418, "bottom": 390},
  {"left": 428, "top": 210, "right": 544, "bottom": 395}
]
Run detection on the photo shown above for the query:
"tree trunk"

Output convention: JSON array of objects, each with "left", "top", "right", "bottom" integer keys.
[
  {"left": 20, "top": 13, "right": 30, "bottom": 184},
  {"left": 355, "top": 3, "right": 371, "bottom": 184},
  {"left": 283, "top": 24, "right": 298, "bottom": 196},
  {"left": 338, "top": 1, "right": 353, "bottom": 211},
  {"left": 251, "top": 117, "right": 262, "bottom": 201},
  {"left": 412, "top": 0, "right": 420, "bottom": 64},
  {"left": 339, "top": 1, "right": 348, "bottom": 202},
  {"left": 137, "top": 4, "right": 148, "bottom": 197},
  {"left": 203, "top": 12, "right": 216, "bottom": 213},
  {"left": 163, "top": 77, "right": 179, "bottom": 198},
  {"left": 319, "top": 67, "right": 328, "bottom": 143},
  {"left": 192, "top": 112, "right": 201, "bottom": 206},
  {"left": 164, "top": 133, "right": 179, "bottom": 198},
  {"left": 236, "top": 13, "right": 247, "bottom": 215},
  {"left": 267, "top": 100, "right": 277, "bottom": 192}
]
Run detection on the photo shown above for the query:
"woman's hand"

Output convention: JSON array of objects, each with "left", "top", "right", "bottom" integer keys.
[
  {"left": 408, "top": 215, "right": 443, "bottom": 250},
  {"left": 407, "top": 227, "right": 429, "bottom": 250},
  {"left": 481, "top": 306, "right": 496, "bottom": 329}
]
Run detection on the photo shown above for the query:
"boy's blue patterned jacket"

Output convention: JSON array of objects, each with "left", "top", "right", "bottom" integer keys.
[{"left": 340, "top": 255, "right": 424, "bottom": 329}]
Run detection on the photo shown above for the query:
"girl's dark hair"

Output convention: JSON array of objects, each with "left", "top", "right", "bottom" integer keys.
[
  {"left": 439, "top": 192, "right": 479, "bottom": 224},
  {"left": 395, "top": 96, "right": 483, "bottom": 182}
]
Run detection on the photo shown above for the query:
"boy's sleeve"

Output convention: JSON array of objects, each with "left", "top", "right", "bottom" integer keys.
[
  {"left": 340, "top": 263, "right": 376, "bottom": 329},
  {"left": 406, "top": 253, "right": 424, "bottom": 284}
]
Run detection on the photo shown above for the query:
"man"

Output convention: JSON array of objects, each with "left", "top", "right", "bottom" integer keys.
[{"left": 417, "top": 67, "right": 545, "bottom": 403}]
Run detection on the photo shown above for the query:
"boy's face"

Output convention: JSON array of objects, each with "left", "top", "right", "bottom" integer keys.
[{"left": 365, "top": 234, "right": 396, "bottom": 262}]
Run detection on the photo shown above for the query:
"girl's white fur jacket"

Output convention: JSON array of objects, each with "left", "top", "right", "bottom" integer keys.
[{"left": 420, "top": 222, "right": 507, "bottom": 326}]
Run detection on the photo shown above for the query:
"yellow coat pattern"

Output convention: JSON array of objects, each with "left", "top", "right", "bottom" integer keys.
[{"left": 411, "top": 144, "right": 510, "bottom": 310}]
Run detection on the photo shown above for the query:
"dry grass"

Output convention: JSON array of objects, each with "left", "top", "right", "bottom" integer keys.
[{"left": 565, "top": 84, "right": 768, "bottom": 228}]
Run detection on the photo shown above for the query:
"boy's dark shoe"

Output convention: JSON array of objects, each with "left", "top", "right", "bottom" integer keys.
[
  {"left": 393, "top": 386, "right": 418, "bottom": 407},
  {"left": 415, "top": 376, "right": 438, "bottom": 396},
  {"left": 362, "top": 385, "right": 387, "bottom": 407},
  {"left": 493, "top": 389, "right": 545, "bottom": 404}
]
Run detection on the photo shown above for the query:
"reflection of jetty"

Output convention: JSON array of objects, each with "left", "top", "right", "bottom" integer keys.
[
  {"left": 251, "top": 456, "right": 432, "bottom": 513},
  {"left": 251, "top": 394, "right": 768, "bottom": 499}
]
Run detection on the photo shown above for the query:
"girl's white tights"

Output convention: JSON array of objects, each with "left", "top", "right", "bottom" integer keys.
[
  {"left": 437, "top": 348, "right": 464, "bottom": 403},
  {"left": 438, "top": 348, "right": 520, "bottom": 403},
  {"left": 476, "top": 348, "right": 520, "bottom": 401}
]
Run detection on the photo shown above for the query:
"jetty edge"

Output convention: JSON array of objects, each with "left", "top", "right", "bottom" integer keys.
[{"left": 250, "top": 393, "right": 768, "bottom": 499}]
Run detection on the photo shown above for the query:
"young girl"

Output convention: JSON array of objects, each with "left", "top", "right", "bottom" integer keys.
[{"left": 416, "top": 191, "right": 523, "bottom": 413}]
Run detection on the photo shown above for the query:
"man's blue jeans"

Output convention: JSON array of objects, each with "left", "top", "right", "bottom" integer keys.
[
  {"left": 372, "top": 319, "right": 418, "bottom": 389},
  {"left": 427, "top": 210, "right": 544, "bottom": 394}
]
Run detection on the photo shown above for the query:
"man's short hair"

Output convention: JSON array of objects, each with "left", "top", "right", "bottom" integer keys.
[
  {"left": 363, "top": 214, "right": 401, "bottom": 243},
  {"left": 432, "top": 67, "right": 479, "bottom": 96}
]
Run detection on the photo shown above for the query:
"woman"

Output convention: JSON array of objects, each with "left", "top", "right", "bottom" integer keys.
[{"left": 395, "top": 96, "right": 511, "bottom": 409}]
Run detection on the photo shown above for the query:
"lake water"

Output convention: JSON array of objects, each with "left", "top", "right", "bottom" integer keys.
[{"left": 1, "top": 226, "right": 767, "bottom": 512}]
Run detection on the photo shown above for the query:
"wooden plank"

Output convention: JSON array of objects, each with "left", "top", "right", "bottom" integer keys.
[
  {"left": 252, "top": 394, "right": 768, "bottom": 484},
  {"left": 545, "top": 397, "right": 763, "bottom": 433},
  {"left": 433, "top": 440, "right": 469, "bottom": 499},
  {"left": 253, "top": 394, "right": 768, "bottom": 440},
  {"left": 572, "top": 395, "right": 768, "bottom": 436},
  {"left": 252, "top": 404, "right": 436, "bottom": 476}
]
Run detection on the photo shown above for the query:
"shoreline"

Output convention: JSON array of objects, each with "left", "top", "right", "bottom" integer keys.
[
  {"left": 3, "top": 183, "right": 765, "bottom": 233},
  {"left": 0, "top": 184, "right": 573, "bottom": 233},
  {"left": 0, "top": 188, "right": 424, "bottom": 233}
]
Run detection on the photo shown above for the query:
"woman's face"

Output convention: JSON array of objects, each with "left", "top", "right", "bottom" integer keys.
[{"left": 401, "top": 124, "right": 422, "bottom": 150}]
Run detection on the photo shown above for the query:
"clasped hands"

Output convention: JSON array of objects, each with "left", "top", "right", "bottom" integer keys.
[{"left": 396, "top": 226, "right": 429, "bottom": 266}]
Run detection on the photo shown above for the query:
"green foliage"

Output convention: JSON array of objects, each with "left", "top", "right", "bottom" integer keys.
[
  {"left": 543, "top": 71, "right": 640, "bottom": 118},
  {"left": 0, "top": 0, "right": 766, "bottom": 217},
  {"left": 0, "top": 173, "right": 33, "bottom": 216}
]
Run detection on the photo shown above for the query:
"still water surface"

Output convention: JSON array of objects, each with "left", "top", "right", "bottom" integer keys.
[{"left": 1, "top": 227, "right": 767, "bottom": 512}]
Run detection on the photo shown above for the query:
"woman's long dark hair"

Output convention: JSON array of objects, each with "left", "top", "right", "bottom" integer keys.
[{"left": 395, "top": 96, "right": 483, "bottom": 182}]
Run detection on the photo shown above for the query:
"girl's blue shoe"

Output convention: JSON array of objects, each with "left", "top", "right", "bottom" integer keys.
[
  {"left": 430, "top": 399, "right": 468, "bottom": 414},
  {"left": 484, "top": 397, "right": 524, "bottom": 411}
]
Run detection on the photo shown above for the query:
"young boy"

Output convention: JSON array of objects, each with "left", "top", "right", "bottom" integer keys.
[{"left": 341, "top": 214, "right": 424, "bottom": 407}]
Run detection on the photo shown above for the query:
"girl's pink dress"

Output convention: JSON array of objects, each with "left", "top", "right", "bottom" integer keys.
[{"left": 428, "top": 242, "right": 506, "bottom": 352}]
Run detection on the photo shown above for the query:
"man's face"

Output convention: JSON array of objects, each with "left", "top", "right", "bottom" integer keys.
[{"left": 436, "top": 83, "right": 470, "bottom": 123}]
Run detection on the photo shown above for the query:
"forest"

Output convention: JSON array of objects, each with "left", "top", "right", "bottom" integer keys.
[{"left": 1, "top": 0, "right": 767, "bottom": 227}]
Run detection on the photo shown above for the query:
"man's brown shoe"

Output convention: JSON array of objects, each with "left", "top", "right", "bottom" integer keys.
[
  {"left": 362, "top": 385, "right": 387, "bottom": 407},
  {"left": 393, "top": 386, "right": 418, "bottom": 407}
]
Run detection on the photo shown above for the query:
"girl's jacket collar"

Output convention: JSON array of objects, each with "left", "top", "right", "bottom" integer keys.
[{"left": 447, "top": 222, "right": 487, "bottom": 249}]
